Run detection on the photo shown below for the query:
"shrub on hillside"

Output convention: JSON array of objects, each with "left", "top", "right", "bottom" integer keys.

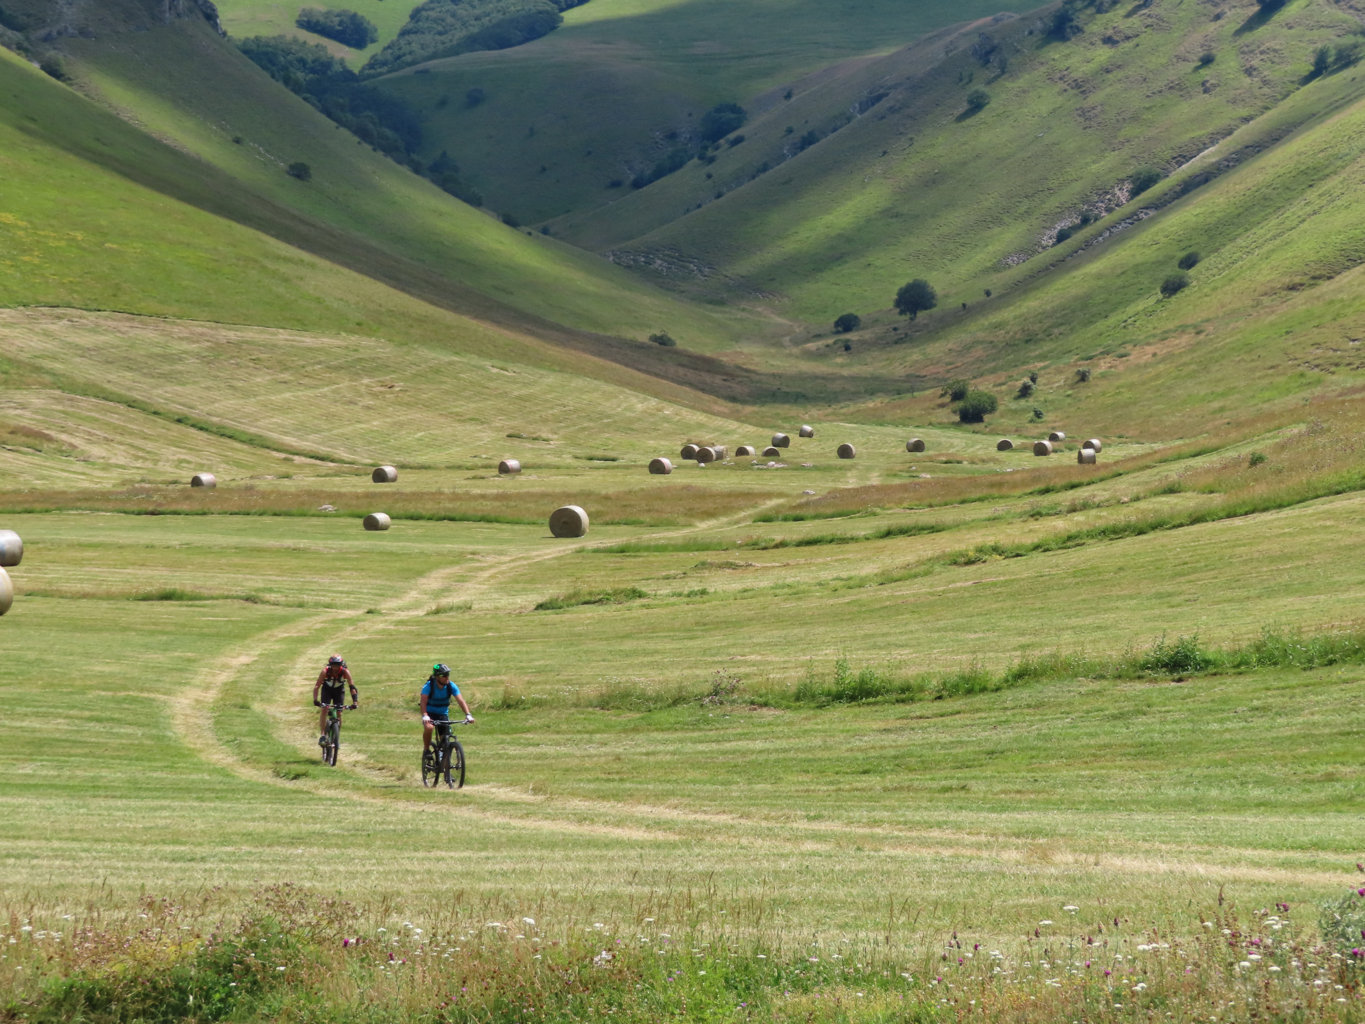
[
  {"left": 1160, "top": 272, "right": 1190, "bottom": 297},
  {"left": 698, "top": 103, "right": 747, "bottom": 145},
  {"left": 296, "top": 8, "right": 378, "bottom": 49},
  {"left": 648, "top": 332, "right": 676, "bottom": 347},
  {"left": 956, "top": 390, "right": 998, "bottom": 423},
  {"left": 1016, "top": 379, "right": 1035, "bottom": 399},
  {"left": 833, "top": 313, "right": 861, "bottom": 334},
  {"left": 363, "top": 0, "right": 586, "bottom": 75},
  {"left": 965, "top": 88, "right": 990, "bottom": 114},
  {"left": 287, "top": 161, "right": 312, "bottom": 181},
  {"left": 1178, "top": 250, "right": 1201, "bottom": 270},
  {"left": 942, "top": 379, "right": 970, "bottom": 402},
  {"left": 1130, "top": 165, "right": 1163, "bottom": 197}
]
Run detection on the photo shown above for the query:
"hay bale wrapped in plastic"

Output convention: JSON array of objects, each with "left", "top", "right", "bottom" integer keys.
[
  {"left": 1033, "top": 440, "right": 1053, "bottom": 456},
  {"left": 837, "top": 443, "right": 856, "bottom": 459},
  {"left": 1078, "top": 448, "right": 1097, "bottom": 465},
  {"left": 996, "top": 439, "right": 1014, "bottom": 451},
  {"left": 498, "top": 459, "right": 522, "bottom": 475},
  {"left": 191, "top": 473, "right": 216, "bottom": 488},
  {"left": 906, "top": 438, "right": 926, "bottom": 453},
  {"left": 363, "top": 512, "right": 392, "bottom": 531},
  {"left": 649, "top": 457, "right": 673, "bottom": 475},
  {"left": 372, "top": 466, "right": 398, "bottom": 483},
  {"left": 771, "top": 432, "right": 791, "bottom": 448},
  {"left": 0, "top": 530, "right": 22, "bottom": 568},
  {"left": 799, "top": 424, "right": 815, "bottom": 438}
]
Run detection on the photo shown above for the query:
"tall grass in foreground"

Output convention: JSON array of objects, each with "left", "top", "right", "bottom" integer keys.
[{"left": 3, "top": 884, "right": 1360, "bottom": 1023}]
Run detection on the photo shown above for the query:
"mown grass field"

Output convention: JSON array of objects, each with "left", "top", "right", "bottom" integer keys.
[{"left": 2, "top": 332, "right": 1364, "bottom": 1019}]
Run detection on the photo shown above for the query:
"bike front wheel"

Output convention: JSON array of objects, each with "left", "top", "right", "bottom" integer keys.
[
  {"left": 325, "top": 720, "right": 340, "bottom": 766},
  {"left": 446, "top": 739, "right": 465, "bottom": 789}
]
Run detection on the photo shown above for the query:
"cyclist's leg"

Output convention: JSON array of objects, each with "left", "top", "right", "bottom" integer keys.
[{"left": 319, "top": 705, "right": 328, "bottom": 742}]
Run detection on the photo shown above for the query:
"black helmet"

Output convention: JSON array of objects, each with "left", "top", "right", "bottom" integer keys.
[
  {"left": 432, "top": 663, "right": 450, "bottom": 677},
  {"left": 328, "top": 654, "right": 345, "bottom": 667}
]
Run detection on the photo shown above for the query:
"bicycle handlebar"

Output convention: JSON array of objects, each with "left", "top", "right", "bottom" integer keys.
[{"left": 320, "top": 703, "right": 357, "bottom": 710}]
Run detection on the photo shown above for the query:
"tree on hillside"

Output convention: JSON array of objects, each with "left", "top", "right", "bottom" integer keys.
[
  {"left": 965, "top": 88, "right": 990, "bottom": 114},
  {"left": 833, "top": 313, "right": 861, "bottom": 334},
  {"left": 956, "top": 390, "right": 998, "bottom": 423},
  {"left": 895, "top": 279, "right": 938, "bottom": 320}
]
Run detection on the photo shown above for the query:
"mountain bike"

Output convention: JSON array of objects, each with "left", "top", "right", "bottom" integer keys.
[
  {"left": 422, "top": 717, "right": 469, "bottom": 789},
  {"left": 319, "top": 703, "right": 356, "bottom": 766}
]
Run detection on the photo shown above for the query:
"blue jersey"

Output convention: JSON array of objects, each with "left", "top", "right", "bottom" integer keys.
[{"left": 421, "top": 678, "right": 460, "bottom": 716}]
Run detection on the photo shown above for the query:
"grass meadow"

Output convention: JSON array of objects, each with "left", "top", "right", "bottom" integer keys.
[{"left": 2, "top": 349, "right": 1364, "bottom": 1021}]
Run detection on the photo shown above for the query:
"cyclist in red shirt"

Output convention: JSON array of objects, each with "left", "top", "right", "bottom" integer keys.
[{"left": 313, "top": 655, "right": 358, "bottom": 746}]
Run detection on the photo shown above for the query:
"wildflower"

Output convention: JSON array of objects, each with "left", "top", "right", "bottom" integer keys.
[
  {"left": 1064, "top": 905, "right": 1079, "bottom": 913},
  {"left": 523, "top": 917, "right": 535, "bottom": 926}
]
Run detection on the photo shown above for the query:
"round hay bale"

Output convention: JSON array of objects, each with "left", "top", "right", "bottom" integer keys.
[
  {"left": 762, "top": 446, "right": 781, "bottom": 457},
  {"left": 363, "top": 512, "right": 391, "bottom": 531},
  {"left": 1083, "top": 438, "right": 1103, "bottom": 452},
  {"left": 0, "top": 530, "right": 22, "bottom": 568},
  {"left": 996, "top": 439, "right": 1014, "bottom": 451},
  {"left": 799, "top": 424, "right": 815, "bottom": 438},
  {"left": 549, "top": 505, "right": 589, "bottom": 538},
  {"left": 695, "top": 446, "right": 719, "bottom": 464},
  {"left": 498, "top": 459, "right": 522, "bottom": 475},
  {"left": 1048, "top": 431, "right": 1066, "bottom": 443},
  {"left": 771, "top": 432, "right": 791, "bottom": 448},
  {"left": 837, "top": 442, "right": 856, "bottom": 459},
  {"left": 190, "top": 472, "right": 216, "bottom": 489},
  {"left": 648, "top": 457, "right": 674, "bottom": 475},
  {"left": 680, "top": 443, "right": 699, "bottom": 460},
  {"left": 1033, "top": 440, "right": 1053, "bottom": 456},
  {"left": 734, "top": 445, "right": 756, "bottom": 457},
  {"left": 371, "top": 465, "right": 398, "bottom": 483},
  {"left": 713, "top": 445, "right": 728, "bottom": 459},
  {"left": 1077, "top": 448, "right": 1097, "bottom": 465},
  {"left": 0, "top": 566, "right": 11, "bottom": 616},
  {"left": 906, "top": 438, "right": 926, "bottom": 453}
]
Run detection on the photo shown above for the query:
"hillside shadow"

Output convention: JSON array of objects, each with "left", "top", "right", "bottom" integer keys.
[{"left": 1234, "top": 1, "right": 1283, "bottom": 36}]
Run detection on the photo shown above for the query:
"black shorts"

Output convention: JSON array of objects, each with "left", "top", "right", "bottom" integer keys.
[{"left": 320, "top": 685, "right": 346, "bottom": 707}]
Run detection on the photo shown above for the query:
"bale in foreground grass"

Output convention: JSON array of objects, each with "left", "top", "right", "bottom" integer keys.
[
  {"left": 906, "top": 438, "right": 926, "bottom": 452},
  {"left": 0, "top": 565, "right": 10, "bottom": 616},
  {"left": 771, "top": 432, "right": 790, "bottom": 448},
  {"left": 190, "top": 473, "right": 216, "bottom": 488},
  {"left": 1078, "top": 448, "right": 1097, "bottom": 465},
  {"left": 696, "top": 446, "right": 719, "bottom": 464},
  {"left": 648, "top": 457, "right": 673, "bottom": 475},
  {"left": 680, "top": 443, "right": 699, "bottom": 460},
  {"left": 1048, "top": 431, "right": 1066, "bottom": 442},
  {"left": 1033, "top": 440, "right": 1053, "bottom": 456},
  {"left": 837, "top": 443, "right": 856, "bottom": 459},
  {"left": 549, "top": 505, "right": 589, "bottom": 538},
  {"left": 799, "top": 424, "right": 815, "bottom": 438},
  {"left": 734, "top": 445, "right": 755, "bottom": 457},
  {"left": 498, "top": 459, "right": 522, "bottom": 474},
  {"left": 996, "top": 439, "right": 1014, "bottom": 451},
  {"left": 363, "top": 512, "right": 391, "bottom": 531},
  {"left": 371, "top": 465, "right": 398, "bottom": 483},
  {"left": 1083, "top": 438, "right": 1103, "bottom": 452},
  {"left": 762, "top": 447, "right": 781, "bottom": 457},
  {"left": 0, "top": 530, "right": 21, "bottom": 568}
]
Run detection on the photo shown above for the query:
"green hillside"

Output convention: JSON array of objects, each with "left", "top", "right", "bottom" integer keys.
[{"left": 5, "top": 2, "right": 1365, "bottom": 1022}]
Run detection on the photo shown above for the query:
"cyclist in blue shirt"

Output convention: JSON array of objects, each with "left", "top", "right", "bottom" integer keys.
[{"left": 420, "top": 663, "right": 473, "bottom": 757}]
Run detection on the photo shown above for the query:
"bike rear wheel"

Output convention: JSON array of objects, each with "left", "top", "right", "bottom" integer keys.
[
  {"left": 446, "top": 739, "right": 465, "bottom": 789},
  {"left": 421, "top": 745, "right": 439, "bottom": 787}
]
